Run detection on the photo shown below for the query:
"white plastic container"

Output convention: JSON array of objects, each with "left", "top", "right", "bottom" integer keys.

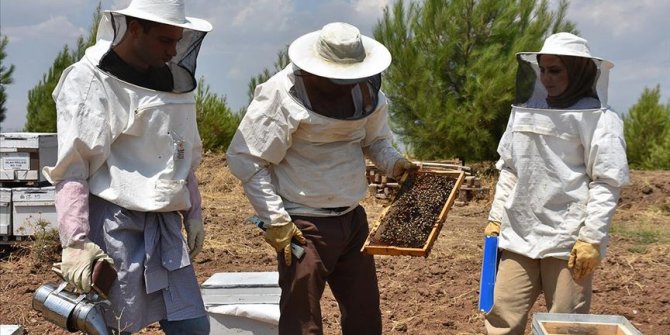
[
  {"left": 0, "top": 188, "right": 11, "bottom": 236},
  {"left": 201, "top": 272, "right": 280, "bottom": 335},
  {"left": 0, "top": 132, "right": 57, "bottom": 182},
  {"left": 11, "top": 186, "right": 57, "bottom": 237},
  {"left": 532, "top": 312, "right": 642, "bottom": 335}
]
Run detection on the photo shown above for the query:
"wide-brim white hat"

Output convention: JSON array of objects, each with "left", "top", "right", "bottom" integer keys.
[
  {"left": 110, "top": 0, "right": 212, "bottom": 32},
  {"left": 518, "top": 32, "right": 613, "bottom": 67},
  {"left": 288, "top": 22, "right": 391, "bottom": 80}
]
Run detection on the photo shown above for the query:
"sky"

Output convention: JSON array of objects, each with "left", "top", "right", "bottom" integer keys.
[{"left": 1, "top": 0, "right": 669, "bottom": 132}]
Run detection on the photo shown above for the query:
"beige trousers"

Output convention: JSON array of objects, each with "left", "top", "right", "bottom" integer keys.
[{"left": 484, "top": 250, "right": 593, "bottom": 335}]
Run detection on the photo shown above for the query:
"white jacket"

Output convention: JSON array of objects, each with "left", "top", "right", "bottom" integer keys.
[
  {"left": 489, "top": 101, "right": 629, "bottom": 259},
  {"left": 226, "top": 65, "right": 401, "bottom": 225},
  {"left": 489, "top": 42, "right": 629, "bottom": 259},
  {"left": 43, "top": 16, "right": 202, "bottom": 213}
]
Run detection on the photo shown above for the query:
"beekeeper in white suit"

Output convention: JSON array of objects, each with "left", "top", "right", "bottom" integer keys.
[
  {"left": 483, "top": 32, "right": 630, "bottom": 334},
  {"left": 43, "top": 0, "right": 212, "bottom": 333},
  {"left": 226, "top": 22, "right": 417, "bottom": 335}
]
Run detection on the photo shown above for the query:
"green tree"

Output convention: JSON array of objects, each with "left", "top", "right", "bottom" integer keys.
[
  {"left": 24, "top": 4, "right": 101, "bottom": 132},
  {"left": 195, "top": 77, "right": 241, "bottom": 152},
  {"left": 646, "top": 133, "right": 670, "bottom": 170},
  {"left": 374, "top": 0, "right": 575, "bottom": 161},
  {"left": 624, "top": 85, "right": 670, "bottom": 169},
  {"left": 24, "top": 48, "right": 74, "bottom": 132},
  {"left": 0, "top": 35, "right": 16, "bottom": 129},
  {"left": 245, "top": 46, "right": 290, "bottom": 107}
]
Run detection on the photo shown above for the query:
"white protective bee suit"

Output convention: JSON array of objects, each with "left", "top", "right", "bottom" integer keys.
[
  {"left": 227, "top": 22, "right": 403, "bottom": 334},
  {"left": 226, "top": 63, "right": 401, "bottom": 225},
  {"left": 43, "top": 4, "right": 211, "bottom": 332},
  {"left": 488, "top": 37, "right": 629, "bottom": 259},
  {"left": 485, "top": 33, "right": 630, "bottom": 335}
]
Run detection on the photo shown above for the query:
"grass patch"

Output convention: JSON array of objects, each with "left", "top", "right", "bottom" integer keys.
[
  {"left": 30, "top": 217, "right": 61, "bottom": 263},
  {"left": 611, "top": 219, "right": 666, "bottom": 254},
  {"left": 654, "top": 198, "right": 670, "bottom": 214}
]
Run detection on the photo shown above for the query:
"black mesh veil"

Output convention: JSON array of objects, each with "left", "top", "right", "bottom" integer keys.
[
  {"left": 514, "top": 54, "right": 538, "bottom": 106},
  {"left": 104, "top": 13, "right": 207, "bottom": 93},
  {"left": 514, "top": 53, "right": 609, "bottom": 109}
]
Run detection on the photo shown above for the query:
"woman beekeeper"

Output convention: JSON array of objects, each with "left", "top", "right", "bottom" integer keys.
[
  {"left": 483, "top": 32, "right": 630, "bottom": 335},
  {"left": 43, "top": 0, "right": 212, "bottom": 333}
]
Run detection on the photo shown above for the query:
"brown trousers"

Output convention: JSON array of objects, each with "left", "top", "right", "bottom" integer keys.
[
  {"left": 485, "top": 250, "right": 593, "bottom": 335},
  {"left": 277, "top": 206, "right": 382, "bottom": 335}
]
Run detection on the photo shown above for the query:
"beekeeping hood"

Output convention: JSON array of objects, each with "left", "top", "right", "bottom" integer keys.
[
  {"left": 86, "top": 0, "right": 212, "bottom": 92},
  {"left": 514, "top": 32, "right": 613, "bottom": 109}
]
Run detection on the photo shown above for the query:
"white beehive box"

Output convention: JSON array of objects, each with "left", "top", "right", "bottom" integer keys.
[
  {"left": 11, "top": 186, "right": 57, "bottom": 237},
  {"left": 0, "top": 132, "right": 57, "bottom": 183},
  {"left": 201, "top": 272, "right": 280, "bottom": 335},
  {"left": 0, "top": 188, "right": 11, "bottom": 236},
  {"left": 0, "top": 325, "right": 25, "bottom": 335}
]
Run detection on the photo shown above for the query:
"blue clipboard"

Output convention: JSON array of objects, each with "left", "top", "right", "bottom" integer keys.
[{"left": 478, "top": 236, "right": 499, "bottom": 313}]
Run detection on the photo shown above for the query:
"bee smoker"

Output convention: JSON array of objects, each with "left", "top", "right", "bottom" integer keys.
[{"left": 32, "top": 281, "right": 110, "bottom": 335}]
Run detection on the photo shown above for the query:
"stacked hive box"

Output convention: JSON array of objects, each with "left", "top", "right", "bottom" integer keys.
[
  {"left": 201, "top": 272, "right": 280, "bottom": 334},
  {"left": 0, "top": 188, "right": 11, "bottom": 236},
  {"left": 0, "top": 133, "right": 58, "bottom": 241},
  {"left": 11, "top": 187, "right": 57, "bottom": 238}
]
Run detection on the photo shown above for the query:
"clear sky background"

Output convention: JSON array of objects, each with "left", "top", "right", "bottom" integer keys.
[{"left": 1, "top": 0, "right": 669, "bottom": 132}]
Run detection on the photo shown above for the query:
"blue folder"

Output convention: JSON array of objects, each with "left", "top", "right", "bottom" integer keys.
[{"left": 478, "top": 236, "right": 499, "bottom": 313}]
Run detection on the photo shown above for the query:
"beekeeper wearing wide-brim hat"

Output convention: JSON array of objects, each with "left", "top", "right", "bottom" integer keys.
[
  {"left": 287, "top": 22, "right": 392, "bottom": 81},
  {"left": 484, "top": 32, "right": 629, "bottom": 334},
  {"left": 227, "top": 22, "right": 416, "bottom": 335},
  {"left": 43, "top": 0, "right": 212, "bottom": 333}
]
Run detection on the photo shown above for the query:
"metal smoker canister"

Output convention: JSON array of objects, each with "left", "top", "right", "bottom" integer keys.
[{"left": 33, "top": 282, "right": 109, "bottom": 335}]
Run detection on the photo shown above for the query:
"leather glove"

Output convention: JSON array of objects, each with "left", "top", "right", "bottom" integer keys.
[
  {"left": 568, "top": 240, "right": 600, "bottom": 280},
  {"left": 184, "top": 218, "right": 205, "bottom": 259},
  {"left": 53, "top": 239, "right": 114, "bottom": 293},
  {"left": 264, "top": 221, "right": 307, "bottom": 266},
  {"left": 484, "top": 221, "right": 501, "bottom": 236},
  {"left": 392, "top": 158, "right": 419, "bottom": 181}
]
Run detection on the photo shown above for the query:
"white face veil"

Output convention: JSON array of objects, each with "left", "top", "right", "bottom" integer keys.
[
  {"left": 514, "top": 33, "right": 613, "bottom": 110},
  {"left": 86, "top": 11, "right": 209, "bottom": 93}
]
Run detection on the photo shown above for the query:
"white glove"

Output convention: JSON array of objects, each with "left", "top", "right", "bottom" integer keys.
[
  {"left": 53, "top": 239, "right": 114, "bottom": 293},
  {"left": 184, "top": 218, "right": 205, "bottom": 258}
]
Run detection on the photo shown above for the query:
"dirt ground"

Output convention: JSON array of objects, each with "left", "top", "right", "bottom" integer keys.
[{"left": 1, "top": 152, "right": 669, "bottom": 334}]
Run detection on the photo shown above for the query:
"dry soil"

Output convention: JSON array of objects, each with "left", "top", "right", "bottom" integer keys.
[{"left": 1, "top": 153, "right": 669, "bottom": 334}]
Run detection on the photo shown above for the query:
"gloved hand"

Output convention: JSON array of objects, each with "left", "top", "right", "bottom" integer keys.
[
  {"left": 264, "top": 221, "right": 307, "bottom": 266},
  {"left": 568, "top": 240, "right": 600, "bottom": 280},
  {"left": 392, "top": 158, "right": 419, "bottom": 181},
  {"left": 484, "top": 221, "right": 501, "bottom": 236},
  {"left": 184, "top": 218, "right": 205, "bottom": 259},
  {"left": 53, "top": 239, "right": 114, "bottom": 293}
]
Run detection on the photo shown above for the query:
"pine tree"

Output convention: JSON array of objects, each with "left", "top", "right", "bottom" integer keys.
[
  {"left": 195, "top": 77, "right": 241, "bottom": 152},
  {"left": 646, "top": 132, "right": 670, "bottom": 170},
  {"left": 24, "top": 4, "right": 101, "bottom": 132},
  {"left": 245, "top": 46, "right": 290, "bottom": 108},
  {"left": 0, "top": 35, "right": 16, "bottom": 129},
  {"left": 24, "top": 48, "right": 74, "bottom": 132},
  {"left": 374, "top": 0, "right": 575, "bottom": 161},
  {"left": 624, "top": 85, "right": 670, "bottom": 169}
]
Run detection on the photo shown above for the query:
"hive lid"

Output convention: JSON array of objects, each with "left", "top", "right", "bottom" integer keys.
[{"left": 202, "top": 272, "right": 279, "bottom": 289}]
